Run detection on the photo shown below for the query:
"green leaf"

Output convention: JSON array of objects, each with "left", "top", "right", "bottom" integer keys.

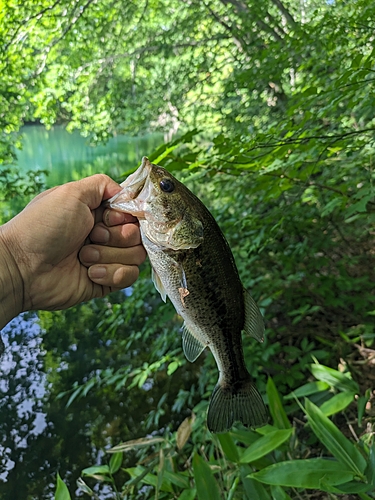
[
  {"left": 304, "top": 399, "right": 367, "bottom": 477},
  {"left": 319, "top": 392, "right": 355, "bottom": 416},
  {"left": 240, "top": 429, "right": 293, "bottom": 463},
  {"left": 55, "top": 473, "right": 71, "bottom": 500},
  {"left": 109, "top": 453, "right": 123, "bottom": 474},
  {"left": 217, "top": 433, "right": 240, "bottom": 462},
  {"left": 266, "top": 377, "right": 291, "bottom": 429},
  {"left": 163, "top": 470, "right": 190, "bottom": 490},
  {"left": 82, "top": 465, "right": 110, "bottom": 476},
  {"left": 284, "top": 381, "right": 329, "bottom": 400},
  {"left": 193, "top": 453, "right": 222, "bottom": 500},
  {"left": 320, "top": 197, "right": 343, "bottom": 217},
  {"left": 240, "top": 465, "right": 270, "bottom": 500},
  {"left": 178, "top": 489, "right": 197, "bottom": 500},
  {"left": 230, "top": 428, "right": 260, "bottom": 446},
  {"left": 167, "top": 360, "right": 179, "bottom": 375},
  {"left": 270, "top": 485, "right": 292, "bottom": 500},
  {"left": 366, "top": 443, "right": 375, "bottom": 485},
  {"left": 310, "top": 364, "right": 359, "bottom": 393},
  {"left": 249, "top": 458, "right": 355, "bottom": 489}
]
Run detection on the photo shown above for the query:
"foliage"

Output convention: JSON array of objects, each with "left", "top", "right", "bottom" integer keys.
[
  {"left": 56, "top": 367, "right": 374, "bottom": 499},
  {"left": 1, "top": 0, "right": 375, "bottom": 499}
]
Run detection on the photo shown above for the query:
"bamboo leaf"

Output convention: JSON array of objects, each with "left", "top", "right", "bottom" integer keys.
[
  {"left": 193, "top": 453, "right": 222, "bottom": 500},
  {"left": 270, "top": 484, "right": 292, "bottom": 500},
  {"left": 304, "top": 399, "right": 367, "bottom": 477},
  {"left": 284, "top": 381, "right": 329, "bottom": 400},
  {"left": 109, "top": 452, "right": 123, "bottom": 474},
  {"left": 240, "top": 465, "right": 270, "bottom": 500},
  {"left": 319, "top": 392, "right": 355, "bottom": 416},
  {"left": 249, "top": 458, "right": 355, "bottom": 488},
  {"left": 55, "top": 474, "right": 71, "bottom": 500},
  {"left": 178, "top": 489, "right": 197, "bottom": 500},
  {"left": 217, "top": 433, "right": 240, "bottom": 463},
  {"left": 240, "top": 429, "right": 293, "bottom": 463},
  {"left": 82, "top": 465, "right": 110, "bottom": 476},
  {"left": 163, "top": 470, "right": 190, "bottom": 489},
  {"left": 266, "top": 377, "right": 291, "bottom": 429},
  {"left": 310, "top": 364, "right": 359, "bottom": 393}
]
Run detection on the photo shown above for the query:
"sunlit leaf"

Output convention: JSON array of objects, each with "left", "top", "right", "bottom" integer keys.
[
  {"left": 55, "top": 473, "right": 71, "bottom": 500},
  {"left": 82, "top": 465, "right": 110, "bottom": 476}
]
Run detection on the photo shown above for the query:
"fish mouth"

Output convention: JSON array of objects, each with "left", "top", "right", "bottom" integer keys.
[
  {"left": 108, "top": 157, "right": 152, "bottom": 217},
  {"left": 119, "top": 156, "right": 151, "bottom": 199}
]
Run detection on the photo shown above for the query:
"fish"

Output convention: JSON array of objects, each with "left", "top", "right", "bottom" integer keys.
[{"left": 109, "top": 157, "right": 268, "bottom": 432}]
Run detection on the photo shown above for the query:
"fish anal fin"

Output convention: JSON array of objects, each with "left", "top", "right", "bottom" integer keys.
[
  {"left": 243, "top": 287, "right": 265, "bottom": 343},
  {"left": 182, "top": 323, "right": 206, "bottom": 362},
  {"left": 207, "top": 380, "right": 268, "bottom": 433},
  {"left": 152, "top": 267, "right": 167, "bottom": 302}
]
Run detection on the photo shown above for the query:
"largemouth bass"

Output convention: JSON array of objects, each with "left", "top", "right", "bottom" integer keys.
[{"left": 109, "top": 157, "right": 268, "bottom": 432}]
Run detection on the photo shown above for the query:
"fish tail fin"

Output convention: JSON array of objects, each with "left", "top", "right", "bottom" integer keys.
[{"left": 207, "top": 379, "right": 268, "bottom": 433}]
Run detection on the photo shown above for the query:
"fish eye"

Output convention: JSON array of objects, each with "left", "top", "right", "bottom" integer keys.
[{"left": 160, "top": 178, "right": 175, "bottom": 193}]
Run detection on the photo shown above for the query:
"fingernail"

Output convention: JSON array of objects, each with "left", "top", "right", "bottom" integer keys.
[
  {"left": 89, "top": 266, "right": 107, "bottom": 279},
  {"left": 84, "top": 247, "right": 100, "bottom": 263},
  {"left": 91, "top": 226, "right": 110, "bottom": 243}
]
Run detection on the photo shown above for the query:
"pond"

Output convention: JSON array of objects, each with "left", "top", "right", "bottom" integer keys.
[{"left": 16, "top": 125, "right": 164, "bottom": 185}]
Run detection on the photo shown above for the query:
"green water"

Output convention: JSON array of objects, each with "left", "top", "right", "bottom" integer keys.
[{"left": 16, "top": 125, "right": 164, "bottom": 186}]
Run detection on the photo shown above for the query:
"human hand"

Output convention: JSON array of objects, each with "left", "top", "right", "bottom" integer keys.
[{"left": 0, "top": 174, "right": 146, "bottom": 328}]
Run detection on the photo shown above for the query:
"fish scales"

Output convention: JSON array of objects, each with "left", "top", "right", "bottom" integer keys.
[{"left": 109, "top": 157, "right": 268, "bottom": 432}]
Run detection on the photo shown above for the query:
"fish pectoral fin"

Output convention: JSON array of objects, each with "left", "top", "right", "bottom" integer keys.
[
  {"left": 151, "top": 267, "right": 167, "bottom": 302},
  {"left": 182, "top": 323, "right": 206, "bottom": 362},
  {"left": 207, "top": 380, "right": 269, "bottom": 433},
  {"left": 243, "top": 287, "right": 265, "bottom": 343}
]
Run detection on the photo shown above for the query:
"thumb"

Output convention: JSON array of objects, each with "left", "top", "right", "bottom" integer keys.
[{"left": 74, "top": 174, "right": 122, "bottom": 210}]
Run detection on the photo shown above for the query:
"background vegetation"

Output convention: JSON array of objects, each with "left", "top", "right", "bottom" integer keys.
[{"left": 0, "top": 0, "right": 375, "bottom": 498}]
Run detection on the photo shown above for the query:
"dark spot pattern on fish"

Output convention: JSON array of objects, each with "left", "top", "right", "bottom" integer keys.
[{"left": 109, "top": 157, "right": 268, "bottom": 432}]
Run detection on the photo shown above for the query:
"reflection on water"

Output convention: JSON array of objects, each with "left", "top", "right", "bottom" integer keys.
[
  {"left": 0, "top": 125, "right": 166, "bottom": 499},
  {"left": 16, "top": 125, "right": 164, "bottom": 185}
]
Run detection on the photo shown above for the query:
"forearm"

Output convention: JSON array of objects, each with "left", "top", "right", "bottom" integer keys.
[{"left": 0, "top": 224, "right": 24, "bottom": 330}]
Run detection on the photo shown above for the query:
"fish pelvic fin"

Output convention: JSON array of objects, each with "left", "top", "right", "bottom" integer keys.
[
  {"left": 182, "top": 323, "right": 206, "bottom": 362},
  {"left": 151, "top": 267, "right": 167, "bottom": 302},
  {"left": 207, "top": 379, "right": 268, "bottom": 433},
  {"left": 243, "top": 287, "right": 265, "bottom": 343}
]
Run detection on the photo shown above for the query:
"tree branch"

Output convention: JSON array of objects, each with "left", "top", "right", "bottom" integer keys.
[
  {"left": 220, "top": 0, "right": 284, "bottom": 42},
  {"left": 270, "top": 0, "right": 299, "bottom": 30}
]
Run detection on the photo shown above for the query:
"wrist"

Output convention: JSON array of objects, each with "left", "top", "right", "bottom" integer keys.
[{"left": 0, "top": 223, "right": 25, "bottom": 330}]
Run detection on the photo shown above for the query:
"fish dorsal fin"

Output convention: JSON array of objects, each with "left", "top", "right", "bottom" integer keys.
[
  {"left": 243, "top": 287, "right": 264, "bottom": 343},
  {"left": 151, "top": 267, "right": 167, "bottom": 302},
  {"left": 182, "top": 323, "right": 206, "bottom": 362}
]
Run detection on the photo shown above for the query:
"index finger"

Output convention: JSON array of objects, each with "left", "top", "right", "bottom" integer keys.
[{"left": 103, "top": 209, "right": 138, "bottom": 227}]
